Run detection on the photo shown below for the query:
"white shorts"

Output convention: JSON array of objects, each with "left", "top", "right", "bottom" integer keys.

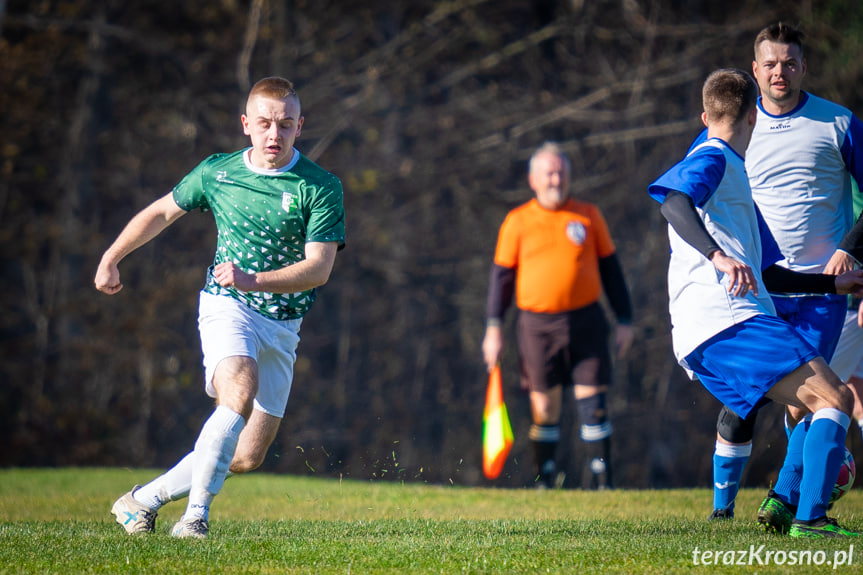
[
  {"left": 830, "top": 308, "right": 863, "bottom": 381},
  {"left": 198, "top": 291, "right": 302, "bottom": 417}
]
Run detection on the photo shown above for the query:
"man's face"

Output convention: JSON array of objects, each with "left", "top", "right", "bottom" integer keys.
[
  {"left": 529, "top": 153, "right": 570, "bottom": 210},
  {"left": 752, "top": 40, "right": 806, "bottom": 113},
  {"left": 242, "top": 95, "right": 304, "bottom": 169}
]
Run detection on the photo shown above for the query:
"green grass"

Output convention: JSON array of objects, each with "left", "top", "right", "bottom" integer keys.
[{"left": 1, "top": 468, "right": 862, "bottom": 573}]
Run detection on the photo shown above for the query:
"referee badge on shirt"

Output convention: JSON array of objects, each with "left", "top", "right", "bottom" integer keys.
[{"left": 566, "top": 221, "right": 586, "bottom": 245}]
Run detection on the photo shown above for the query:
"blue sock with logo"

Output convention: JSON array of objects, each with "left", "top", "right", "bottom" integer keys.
[
  {"left": 796, "top": 408, "right": 849, "bottom": 522},
  {"left": 712, "top": 441, "right": 751, "bottom": 514},
  {"left": 773, "top": 414, "right": 809, "bottom": 508}
]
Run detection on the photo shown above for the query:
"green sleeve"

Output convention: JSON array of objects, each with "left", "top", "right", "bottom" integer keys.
[
  {"left": 172, "top": 156, "right": 218, "bottom": 212},
  {"left": 306, "top": 174, "right": 346, "bottom": 247}
]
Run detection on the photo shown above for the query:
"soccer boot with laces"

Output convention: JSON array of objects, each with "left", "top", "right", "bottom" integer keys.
[
  {"left": 172, "top": 517, "right": 209, "bottom": 539},
  {"left": 789, "top": 516, "right": 860, "bottom": 539},
  {"left": 111, "top": 486, "right": 157, "bottom": 534},
  {"left": 708, "top": 508, "right": 733, "bottom": 521},
  {"left": 756, "top": 490, "right": 795, "bottom": 534}
]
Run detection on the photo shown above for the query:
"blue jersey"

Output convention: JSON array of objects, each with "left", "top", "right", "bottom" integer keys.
[{"left": 649, "top": 138, "right": 782, "bottom": 364}]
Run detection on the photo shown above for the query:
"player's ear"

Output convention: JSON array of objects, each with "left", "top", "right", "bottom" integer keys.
[{"left": 701, "top": 111, "right": 709, "bottom": 127}]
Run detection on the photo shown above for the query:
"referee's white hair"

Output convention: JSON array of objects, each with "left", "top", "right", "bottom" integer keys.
[{"left": 529, "top": 141, "right": 571, "bottom": 174}]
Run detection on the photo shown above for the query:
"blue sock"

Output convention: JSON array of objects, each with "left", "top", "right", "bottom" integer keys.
[
  {"left": 796, "top": 408, "right": 850, "bottom": 522},
  {"left": 712, "top": 441, "right": 751, "bottom": 513},
  {"left": 773, "top": 415, "right": 809, "bottom": 508}
]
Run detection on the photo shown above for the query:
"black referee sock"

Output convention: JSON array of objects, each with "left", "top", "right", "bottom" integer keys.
[{"left": 529, "top": 424, "right": 560, "bottom": 488}]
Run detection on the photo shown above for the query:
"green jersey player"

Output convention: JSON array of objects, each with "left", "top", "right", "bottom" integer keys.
[{"left": 95, "top": 77, "right": 345, "bottom": 539}]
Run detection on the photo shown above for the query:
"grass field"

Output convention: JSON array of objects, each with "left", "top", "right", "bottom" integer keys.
[{"left": 1, "top": 468, "right": 862, "bottom": 574}]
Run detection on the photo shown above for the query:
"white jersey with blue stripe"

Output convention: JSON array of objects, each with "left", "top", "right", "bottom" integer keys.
[
  {"left": 649, "top": 138, "right": 781, "bottom": 364},
  {"left": 745, "top": 92, "right": 863, "bottom": 273}
]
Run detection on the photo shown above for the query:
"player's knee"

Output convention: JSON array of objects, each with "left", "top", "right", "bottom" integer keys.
[
  {"left": 577, "top": 393, "right": 612, "bottom": 441},
  {"left": 716, "top": 405, "right": 756, "bottom": 444},
  {"left": 230, "top": 450, "right": 265, "bottom": 474}
]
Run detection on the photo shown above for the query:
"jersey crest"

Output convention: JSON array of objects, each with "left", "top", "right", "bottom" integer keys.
[
  {"left": 566, "top": 221, "right": 586, "bottom": 245},
  {"left": 282, "top": 192, "right": 295, "bottom": 213}
]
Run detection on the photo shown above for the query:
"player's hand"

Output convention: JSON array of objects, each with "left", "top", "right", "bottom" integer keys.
[
  {"left": 482, "top": 325, "right": 503, "bottom": 373},
  {"left": 710, "top": 251, "right": 758, "bottom": 297},
  {"left": 835, "top": 269, "right": 863, "bottom": 297},
  {"left": 824, "top": 250, "right": 857, "bottom": 276},
  {"left": 213, "top": 261, "right": 258, "bottom": 292},
  {"left": 94, "top": 260, "right": 123, "bottom": 295},
  {"left": 614, "top": 324, "right": 634, "bottom": 359}
]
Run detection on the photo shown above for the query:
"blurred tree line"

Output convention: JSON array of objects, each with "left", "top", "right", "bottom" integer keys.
[{"left": 1, "top": 0, "right": 861, "bottom": 489}]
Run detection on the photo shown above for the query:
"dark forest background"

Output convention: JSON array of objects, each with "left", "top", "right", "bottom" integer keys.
[{"left": 2, "top": 0, "right": 862, "bottom": 490}]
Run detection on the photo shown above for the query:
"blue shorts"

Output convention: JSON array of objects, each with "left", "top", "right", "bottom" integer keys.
[
  {"left": 772, "top": 294, "right": 846, "bottom": 362},
  {"left": 684, "top": 314, "right": 819, "bottom": 418}
]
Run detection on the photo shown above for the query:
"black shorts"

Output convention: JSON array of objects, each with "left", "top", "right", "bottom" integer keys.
[{"left": 516, "top": 303, "right": 611, "bottom": 393}]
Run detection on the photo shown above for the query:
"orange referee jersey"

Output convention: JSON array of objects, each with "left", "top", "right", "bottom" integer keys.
[{"left": 494, "top": 197, "right": 616, "bottom": 314}]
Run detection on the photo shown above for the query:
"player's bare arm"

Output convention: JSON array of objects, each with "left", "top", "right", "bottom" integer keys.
[
  {"left": 214, "top": 241, "right": 338, "bottom": 293},
  {"left": 834, "top": 269, "right": 863, "bottom": 297},
  {"left": 709, "top": 250, "right": 758, "bottom": 297},
  {"left": 94, "top": 192, "right": 188, "bottom": 295},
  {"left": 481, "top": 324, "right": 504, "bottom": 372},
  {"left": 823, "top": 250, "right": 858, "bottom": 276}
]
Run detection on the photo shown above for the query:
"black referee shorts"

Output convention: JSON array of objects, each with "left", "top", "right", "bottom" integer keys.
[{"left": 516, "top": 302, "right": 611, "bottom": 393}]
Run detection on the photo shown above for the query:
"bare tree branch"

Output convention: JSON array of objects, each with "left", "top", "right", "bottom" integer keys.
[{"left": 237, "top": 0, "right": 265, "bottom": 93}]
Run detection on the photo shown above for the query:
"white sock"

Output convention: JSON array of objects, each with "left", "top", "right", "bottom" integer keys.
[
  {"left": 858, "top": 418, "right": 863, "bottom": 440},
  {"left": 133, "top": 452, "right": 197, "bottom": 510},
  {"left": 184, "top": 405, "right": 245, "bottom": 521}
]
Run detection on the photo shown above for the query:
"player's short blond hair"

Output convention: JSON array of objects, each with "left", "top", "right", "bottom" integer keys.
[
  {"left": 702, "top": 69, "right": 757, "bottom": 125},
  {"left": 247, "top": 77, "right": 300, "bottom": 109}
]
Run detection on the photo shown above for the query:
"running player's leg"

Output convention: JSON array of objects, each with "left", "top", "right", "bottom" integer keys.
[
  {"left": 765, "top": 358, "right": 855, "bottom": 537},
  {"left": 175, "top": 356, "right": 255, "bottom": 538},
  {"left": 710, "top": 405, "right": 757, "bottom": 519}
]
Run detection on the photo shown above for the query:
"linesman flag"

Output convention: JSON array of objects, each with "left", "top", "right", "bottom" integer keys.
[{"left": 483, "top": 364, "right": 514, "bottom": 479}]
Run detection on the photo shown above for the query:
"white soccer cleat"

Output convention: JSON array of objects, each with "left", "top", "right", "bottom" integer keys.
[
  {"left": 171, "top": 517, "right": 209, "bottom": 539},
  {"left": 111, "top": 486, "right": 157, "bottom": 534}
]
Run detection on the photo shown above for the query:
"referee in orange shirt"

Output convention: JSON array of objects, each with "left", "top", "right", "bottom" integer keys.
[{"left": 482, "top": 142, "right": 634, "bottom": 489}]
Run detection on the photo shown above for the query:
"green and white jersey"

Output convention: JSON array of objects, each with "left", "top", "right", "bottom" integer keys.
[{"left": 173, "top": 147, "right": 345, "bottom": 320}]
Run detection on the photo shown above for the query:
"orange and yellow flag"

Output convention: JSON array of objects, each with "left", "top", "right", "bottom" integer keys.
[{"left": 482, "top": 364, "right": 514, "bottom": 479}]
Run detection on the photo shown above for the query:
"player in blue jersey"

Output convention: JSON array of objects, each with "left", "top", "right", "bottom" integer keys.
[
  {"left": 649, "top": 68, "right": 863, "bottom": 538},
  {"left": 703, "top": 23, "right": 863, "bottom": 525},
  {"left": 95, "top": 77, "right": 345, "bottom": 539}
]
